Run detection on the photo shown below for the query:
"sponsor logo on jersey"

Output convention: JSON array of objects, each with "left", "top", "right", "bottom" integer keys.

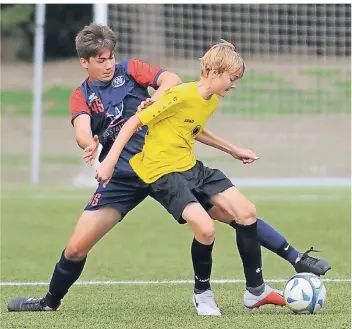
[{"left": 88, "top": 93, "right": 98, "bottom": 104}]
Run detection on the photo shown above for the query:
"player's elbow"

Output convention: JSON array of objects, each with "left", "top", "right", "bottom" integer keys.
[
  {"left": 130, "top": 114, "right": 143, "bottom": 129},
  {"left": 75, "top": 129, "right": 92, "bottom": 148},
  {"left": 195, "top": 131, "right": 206, "bottom": 142},
  {"left": 196, "top": 132, "right": 212, "bottom": 146},
  {"left": 73, "top": 115, "right": 92, "bottom": 149},
  {"left": 170, "top": 72, "right": 182, "bottom": 85},
  {"left": 159, "top": 71, "right": 182, "bottom": 87}
]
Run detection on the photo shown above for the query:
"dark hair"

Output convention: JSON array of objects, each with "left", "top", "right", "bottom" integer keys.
[{"left": 75, "top": 23, "right": 117, "bottom": 60}]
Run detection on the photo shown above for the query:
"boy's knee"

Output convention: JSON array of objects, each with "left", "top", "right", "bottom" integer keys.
[
  {"left": 65, "top": 244, "right": 88, "bottom": 262},
  {"left": 198, "top": 222, "right": 216, "bottom": 243},
  {"left": 236, "top": 202, "right": 257, "bottom": 225}
]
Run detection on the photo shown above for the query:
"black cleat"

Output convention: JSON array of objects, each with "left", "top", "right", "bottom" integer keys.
[
  {"left": 294, "top": 247, "right": 331, "bottom": 276},
  {"left": 7, "top": 296, "right": 60, "bottom": 312}
]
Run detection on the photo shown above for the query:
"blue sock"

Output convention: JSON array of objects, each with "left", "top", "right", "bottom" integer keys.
[{"left": 256, "top": 218, "right": 299, "bottom": 265}]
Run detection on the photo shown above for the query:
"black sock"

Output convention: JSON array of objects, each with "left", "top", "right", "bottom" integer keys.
[
  {"left": 230, "top": 219, "right": 300, "bottom": 266},
  {"left": 235, "top": 222, "right": 264, "bottom": 289},
  {"left": 46, "top": 250, "right": 86, "bottom": 308},
  {"left": 191, "top": 238, "right": 214, "bottom": 293}
]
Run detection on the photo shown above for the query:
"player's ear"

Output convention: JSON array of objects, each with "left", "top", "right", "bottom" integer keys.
[{"left": 80, "top": 57, "right": 89, "bottom": 70}]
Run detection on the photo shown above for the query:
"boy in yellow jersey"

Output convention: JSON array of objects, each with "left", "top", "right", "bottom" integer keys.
[{"left": 95, "top": 40, "right": 285, "bottom": 315}]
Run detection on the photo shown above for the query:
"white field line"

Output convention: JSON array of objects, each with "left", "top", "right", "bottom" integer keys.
[{"left": 1, "top": 278, "right": 350, "bottom": 287}]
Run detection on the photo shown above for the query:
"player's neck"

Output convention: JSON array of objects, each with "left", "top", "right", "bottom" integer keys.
[
  {"left": 195, "top": 79, "right": 214, "bottom": 100},
  {"left": 87, "top": 76, "right": 111, "bottom": 87},
  {"left": 88, "top": 76, "right": 104, "bottom": 83}
]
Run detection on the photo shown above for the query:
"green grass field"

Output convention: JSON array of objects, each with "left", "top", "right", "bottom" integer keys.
[
  {"left": 1, "top": 69, "right": 350, "bottom": 117},
  {"left": 1, "top": 187, "right": 350, "bottom": 329}
]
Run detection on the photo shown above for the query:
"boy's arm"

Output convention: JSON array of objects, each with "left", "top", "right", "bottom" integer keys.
[
  {"left": 95, "top": 92, "right": 182, "bottom": 186},
  {"left": 74, "top": 115, "right": 100, "bottom": 165},
  {"left": 152, "top": 71, "right": 181, "bottom": 101},
  {"left": 73, "top": 114, "right": 94, "bottom": 149},
  {"left": 128, "top": 59, "right": 181, "bottom": 110},
  {"left": 70, "top": 88, "right": 93, "bottom": 149},
  {"left": 95, "top": 114, "right": 142, "bottom": 187},
  {"left": 70, "top": 88, "right": 100, "bottom": 164},
  {"left": 105, "top": 115, "right": 143, "bottom": 165},
  {"left": 196, "top": 129, "right": 259, "bottom": 164},
  {"left": 137, "top": 71, "right": 181, "bottom": 112},
  {"left": 196, "top": 129, "right": 239, "bottom": 155}
]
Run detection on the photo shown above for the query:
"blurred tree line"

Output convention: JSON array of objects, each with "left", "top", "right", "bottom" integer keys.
[{"left": 1, "top": 4, "right": 92, "bottom": 62}]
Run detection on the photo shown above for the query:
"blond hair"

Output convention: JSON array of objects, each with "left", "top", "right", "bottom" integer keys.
[{"left": 200, "top": 39, "right": 245, "bottom": 77}]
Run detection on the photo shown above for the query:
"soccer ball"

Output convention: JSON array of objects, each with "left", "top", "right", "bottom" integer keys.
[{"left": 284, "top": 273, "right": 326, "bottom": 314}]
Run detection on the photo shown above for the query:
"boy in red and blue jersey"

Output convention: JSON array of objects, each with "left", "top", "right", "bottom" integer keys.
[{"left": 70, "top": 58, "right": 165, "bottom": 216}]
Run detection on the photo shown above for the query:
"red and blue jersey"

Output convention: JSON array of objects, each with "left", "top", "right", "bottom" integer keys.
[{"left": 70, "top": 59, "right": 165, "bottom": 174}]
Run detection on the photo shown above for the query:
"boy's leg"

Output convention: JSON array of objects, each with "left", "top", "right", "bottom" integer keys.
[
  {"left": 8, "top": 206, "right": 122, "bottom": 312},
  {"left": 48, "top": 206, "right": 122, "bottom": 305},
  {"left": 210, "top": 187, "right": 264, "bottom": 288},
  {"left": 182, "top": 202, "right": 221, "bottom": 316},
  {"left": 208, "top": 186, "right": 285, "bottom": 308},
  {"left": 208, "top": 206, "right": 331, "bottom": 276},
  {"left": 177, "top": 161, "right": 283, "bottom": 307},
  {"left": 182, "top": 202, "right": 215, "bottom": 292},
  {"left": 8, "top": 175, "right": 150, "bottom": 312},
  {"left": 150, "top": 172, "right": 221, "bottom": 316}
]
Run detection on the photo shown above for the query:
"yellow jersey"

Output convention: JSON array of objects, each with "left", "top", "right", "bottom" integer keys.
[{"left": 130, "top": 82, "right": 219, "bottom": 183}]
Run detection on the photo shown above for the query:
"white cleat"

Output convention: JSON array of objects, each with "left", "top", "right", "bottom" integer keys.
[
  {"left": 193, "top": 290, "right": 222, "bottom": 316},
  {"left": 243, "top": 284, "right": 285, "bottom": 309}
]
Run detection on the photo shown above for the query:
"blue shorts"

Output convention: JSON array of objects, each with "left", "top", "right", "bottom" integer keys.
[{"left": 85, "top": 174, "right": 151, "bottom": 220}]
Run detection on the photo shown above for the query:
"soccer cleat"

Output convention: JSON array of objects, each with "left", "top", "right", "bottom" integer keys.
[
  {"left": 193, "top": 290, "right": 222, "bottom": 316},
  {"left": 7, "top": 296, "right": 60, "bottom": 312},
  {"left": 294, "top": 247, "right": 331, "bottom": 276},
  {"left": 244, "top": 285, "right": 286, "bottom": 309}
]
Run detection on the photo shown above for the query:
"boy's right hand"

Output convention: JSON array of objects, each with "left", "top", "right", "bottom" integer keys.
[
  {"left": 231, "top": 147, "right": 259, "bottom": 164},
  {"left": 83, "top": 135, "right": 99, "bottom": 165}
]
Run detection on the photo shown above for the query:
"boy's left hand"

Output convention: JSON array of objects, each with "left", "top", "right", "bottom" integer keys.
[
  {"left": 231, "top": 148, "right": 259, "bottom": 164},
  {"left": 83, "top": 135, "right": 100, "bottom": 165},
  {"left": 137, "top": 98, "right": 155, "bottom": 112},
  {"left": 95, "top": 160, "right": 115, "bottom": 187}
]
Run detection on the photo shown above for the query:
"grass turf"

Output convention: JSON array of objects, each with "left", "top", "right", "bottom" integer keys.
[{"left": 1, "top": 187, "right": 350, "bottom": 328}]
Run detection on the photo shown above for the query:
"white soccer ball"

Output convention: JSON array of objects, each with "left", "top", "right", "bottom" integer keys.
[{"left": 284, "top": 272, "right": 327, "bottom": 314}]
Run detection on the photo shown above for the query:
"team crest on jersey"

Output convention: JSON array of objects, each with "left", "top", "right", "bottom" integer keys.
[{"left": 112, "top": 75, "right": 125, "bottom": 88}]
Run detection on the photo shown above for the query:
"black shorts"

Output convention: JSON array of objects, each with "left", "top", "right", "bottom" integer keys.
[
  {"left": 85, "top": 173, "right": 151, "bottom": 220},
  {"left": 149, "top": 161, "right": 234, "bottom": 224}
]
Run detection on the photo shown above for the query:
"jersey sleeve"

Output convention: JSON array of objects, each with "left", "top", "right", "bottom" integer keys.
[
  {"left": 70, "top": 88, "right": 90, "bottom": 125},
  {"left": 137, "top": 90, "right": 182, "bottom": 126},
  {"left": 128, "top": 59, "right": 165, "bottom": 89}
]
